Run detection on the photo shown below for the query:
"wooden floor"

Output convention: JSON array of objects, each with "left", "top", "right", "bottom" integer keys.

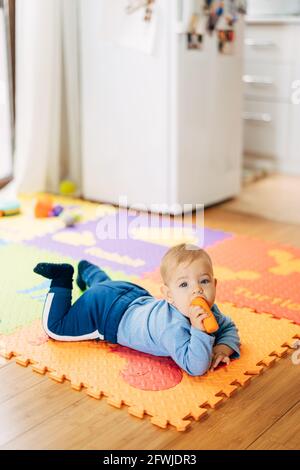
[
  {"left": 1, "top": 194, "right": 300, "bottom": 450},
  {"left": 221, "top": 174, "right": 300, "bottom": 226}
]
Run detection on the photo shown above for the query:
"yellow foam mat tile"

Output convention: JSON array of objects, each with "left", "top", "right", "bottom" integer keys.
[
  {"left": 0, "top": 193, "right": 116, "bottom": 242},
  {"left": 0, "top": 303, "right": 299, "bottom": 431}
]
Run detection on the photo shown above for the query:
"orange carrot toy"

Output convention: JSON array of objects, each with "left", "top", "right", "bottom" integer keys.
[{"left": 191, "top": 296, "right": 219, "bottom": 334}]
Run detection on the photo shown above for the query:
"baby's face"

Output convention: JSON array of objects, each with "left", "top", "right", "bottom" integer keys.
[{"left": 162, "top": 257, "right": 217, "bottom": 317}]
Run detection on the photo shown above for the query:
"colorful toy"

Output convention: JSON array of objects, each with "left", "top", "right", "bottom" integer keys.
[
  {"left": 59, "top": 180, "right": 77, "bottom": 196},
  {"left": 0, "top": 200, "right": 21, "bottom": 217},
  {"left": 60, "top": 209, "right": 82, "bottom": 227},
  {"left": 191, "top": 296, "right": 219, "bottom": 333},
  {"left": 34, "top": 195, "right": 53, "bottom": 218},
  {"left": 49, "top": 205, "right": 64, "bottom": 217}
]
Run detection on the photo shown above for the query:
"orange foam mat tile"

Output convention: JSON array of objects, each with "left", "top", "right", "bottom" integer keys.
[
  {"left": 207, "top": 235, "right": 300, "bottom": 324},
  {"left": 0, "top": 303, "right": 299, "bottom": 431}
]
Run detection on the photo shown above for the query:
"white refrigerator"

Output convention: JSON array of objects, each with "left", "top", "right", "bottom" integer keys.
[{"left": 80, "top": 0, "right": 244, "bottom": 214}]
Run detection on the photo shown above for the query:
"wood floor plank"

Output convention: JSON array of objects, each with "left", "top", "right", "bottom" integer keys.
[
  {"left": 247, "top": 401, "right": 300, "bottom": 450},
  {"left": 0, "top": 367, "right": 85, "bottom": 447},
  {"left": 0, "top": 362, "right": 46, "bottom": 404},
  {"left": 202, "top": 208, "right": 300, "bottom": 248},
  {"left": 221, "top": 175, "right": 300, "bottom": 226}
]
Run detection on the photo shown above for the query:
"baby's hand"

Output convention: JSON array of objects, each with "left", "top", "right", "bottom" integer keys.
[
  {"left": 210, "top": 344, "right": 233, "bottom": 371},
  {"left": 210, "top": 353, "right": 230, "bottom": 371},
  {"left": 188, "top": 305, "right": 209, "bottom": 332}
]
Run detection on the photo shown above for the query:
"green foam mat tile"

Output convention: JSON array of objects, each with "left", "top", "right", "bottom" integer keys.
[{"left": 0, "top": 243, "right": 136, "bottom": 335}]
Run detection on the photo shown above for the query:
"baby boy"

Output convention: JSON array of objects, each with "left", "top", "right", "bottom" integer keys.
[{"left": 34, "top": 243, "right": 240, "bottom": 376}]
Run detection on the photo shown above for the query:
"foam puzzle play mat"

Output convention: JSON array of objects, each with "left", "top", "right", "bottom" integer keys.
[{"left": 0, "top": 194, "right": 299, "bottom": 431}]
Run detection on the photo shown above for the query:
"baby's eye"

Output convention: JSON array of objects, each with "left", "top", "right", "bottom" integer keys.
[
  {"left": 179, "top": 282, "right": 188, "bottom": 288},
  {"left": 200, "top": 279, "right": 210, "bottom": 284}
]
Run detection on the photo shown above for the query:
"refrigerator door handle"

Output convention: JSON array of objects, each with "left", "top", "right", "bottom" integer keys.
[
  {"left": 244, "top": 38, "right": 276, "bottom": 48},
  {"left": 243, "top": 75, "right": 274, "bottom": 86},
  {"left": 243, "top": 112, "right": 272, "bottom": 123}
]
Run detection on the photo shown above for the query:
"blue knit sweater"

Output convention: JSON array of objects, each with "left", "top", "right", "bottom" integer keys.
[{"left": 117, "top": 297, "right": 240, "bottom": 376}]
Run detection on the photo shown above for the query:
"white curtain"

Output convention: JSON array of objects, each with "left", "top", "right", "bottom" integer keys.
[
  {"left": 1, "top": 0, "right": 81, "bottom": 199},
  {"left": 0, "top": 3, "right": 13, "bottom": 181}
]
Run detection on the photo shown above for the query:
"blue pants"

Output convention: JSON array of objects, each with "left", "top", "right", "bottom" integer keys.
[{"left": 42, "top": 264, "right": 150, "bottom": 344}]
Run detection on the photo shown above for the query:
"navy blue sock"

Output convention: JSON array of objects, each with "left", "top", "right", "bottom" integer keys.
[
  {"left": 76, "top": 260, "right": 97, "bottom": 291},
  {"left": 33, "top": 263, "right": 74, "bottom": 289}
]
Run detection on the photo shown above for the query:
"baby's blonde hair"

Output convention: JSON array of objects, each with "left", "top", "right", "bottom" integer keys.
[{"left": 160, "top": 243, "right": 213, "bottom": 284}]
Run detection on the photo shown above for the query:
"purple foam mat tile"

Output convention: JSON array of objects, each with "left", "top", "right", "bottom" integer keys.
[
  {"left": 95, "top": 211, "right": 232, "bottom": 248},
  {"left": 203, "top": 227, "right": 233, "bottom": 248},
  {"left": 25, "top": 219, "right": 167, "bottom": 276},
  {"left": 24, "top": 211, "right": 232, "bottom": 275}
]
